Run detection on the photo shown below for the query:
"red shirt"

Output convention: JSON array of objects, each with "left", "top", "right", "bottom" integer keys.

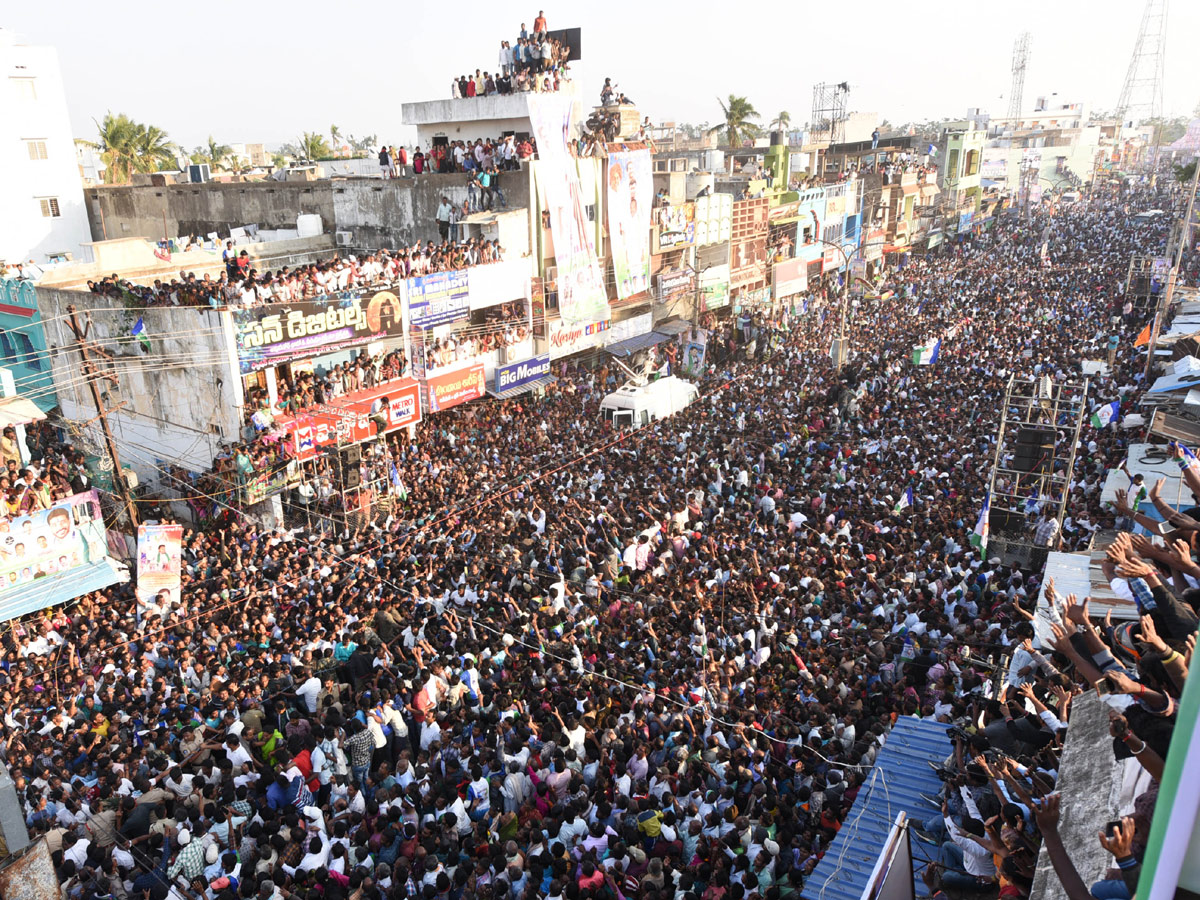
[{"left": 533, "top": 15, "right": 546, "bottom": 31}]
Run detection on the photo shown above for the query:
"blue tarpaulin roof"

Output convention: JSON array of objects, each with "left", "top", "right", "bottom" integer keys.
[
  {"left": 0, "top": 557, "right": 129, "bottom": 622},
  {"left": 604, "top": 331, "right": 672, "bottom": 357},
  {"left": 801, "top": 716, "right": 952, "bottom": 900}
]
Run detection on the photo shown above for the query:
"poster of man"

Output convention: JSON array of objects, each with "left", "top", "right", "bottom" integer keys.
[
  {"left": 136, "top": 524, "right": 183, "bottom": 618},
  {"left": 0, "top": 502, "right": 80, "bottom": 590}
]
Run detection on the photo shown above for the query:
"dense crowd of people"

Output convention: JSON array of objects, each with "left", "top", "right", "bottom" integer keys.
[
  {"left": 2, "top": 176, "right": 1196, "bottom": 900},
  {"left": 451, "top": 13, "right": 573, "bottom": 100},
  {"left": 86, "top": 240, "right": 506, "bottom": 310}
]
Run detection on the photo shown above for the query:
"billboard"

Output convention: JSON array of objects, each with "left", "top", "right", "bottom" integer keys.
[
  {"left": 0, "top": 491, "right": 106, "bottom": 592},
  {"left": 136, "top": 524, "right": 183, "bottom": 611},
  {"left": 285, "top": 378, "right": 422, "bottom": 460},
  {"left": 426, "top": 363, "right": 486, "bottom": 412},
  {"left": 656, "top": 267, "right": 695, "bottom": 299},
  {"left": 408, "top": 270, "right": 470, "bottom": 328},
  {"left": 234, "top": 290, "right": 404, "bottom": 373},
  {"left": 653, "top": 202, "right": 696, "bottom": 252},
  {"left": 773, "top": 258, "right": 807, "bottom": 298},
  {"left": 607, "top": 148, "right": 653, "bottom": 299},
  {"left": 528, "top": 95, "right": 609, "bottom": 326},
  {"left": 604, "top": 313, "right": 654, "bottom": 346},
  {"left": 981, "top": 154, "right": 1008, "bottom": 180},
  {"left": 549, "top": 318, "right": 610, "bottom": 359},
  {"left": 700, "top": 265, "right": 731, "bottom": 310},
  {"left": 494, "top": 354, "right": 552, "bottom": 393}
]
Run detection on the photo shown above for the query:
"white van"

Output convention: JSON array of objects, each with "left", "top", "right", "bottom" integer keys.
[{"left": 600, "top": 375, "right": 699, "bottom": 429}]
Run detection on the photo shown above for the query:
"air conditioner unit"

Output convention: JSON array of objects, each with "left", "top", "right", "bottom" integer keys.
[{"left": 335, "top": 231, "right": 353, "bottom": 247}]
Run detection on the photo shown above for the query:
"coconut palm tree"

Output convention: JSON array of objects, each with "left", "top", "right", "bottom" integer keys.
[
  {"left": 297, "top": 132, "right": 332, "bottom": 162},
  {"left": 330, "top": 124, "right": 342, "bottom": 154},
  {"left": 771, "top": 111, "right": 792, "bottom": 133},
  {"left": 710, "top": 95, "right": 761, "bottom": 148},
  {"left": 134, "top": 124, "right": 177, "bottom": 174},
  {"left": 192, "top": 135, "right": 235, "bottom": 171},
  {"left": 94, "top": 112, "right": 140, "bottom": 184}
]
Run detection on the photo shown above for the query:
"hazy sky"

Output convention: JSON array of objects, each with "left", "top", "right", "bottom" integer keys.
[{"left": 8, "top": 0, "right": 1200, "bottom": 150}]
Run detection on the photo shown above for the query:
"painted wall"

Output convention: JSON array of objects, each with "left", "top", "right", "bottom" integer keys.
[
  {"left": 37, "top": 287, "right": 242, "bottom": 483},
  {"left": 0, "top": 279, "right": 55, "bottom": 411}
]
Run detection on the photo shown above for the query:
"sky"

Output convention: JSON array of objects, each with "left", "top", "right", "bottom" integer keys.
[{"left": 7, "top": 0, "right": 1200, "bottom": 151}]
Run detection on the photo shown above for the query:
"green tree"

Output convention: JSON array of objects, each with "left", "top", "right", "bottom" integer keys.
[
  {"left": 296, "top": 131, "right": 332, "bottom": 161},
  {"left": 94, "top": 112, "right": 177, "bottom": 184},
  {"left": 272, "top": 153, "right": 288, "bottom": 170},
  {"left": 330, "top": 124, "right": 342, "bottom": 152},
  {"left": 710, "top": 95, "right": 761, "bottom": 148},
  {"left": 1146, "top": 116, "right": 1187, "bottom": 145},
  {"left": 192, "top": 135, "right": 235, "bottom": 171},
  {"left": 771, "top": 111, "right": 791, "bottom": 133},
  {"left": 1176, "top": 160, "right": 1197, "bottom": 184}
]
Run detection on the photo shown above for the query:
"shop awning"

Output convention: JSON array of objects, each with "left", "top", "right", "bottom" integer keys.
[
  {"left": 653, "top": 320, "right": 693, "bottom": 337},
  {"left": 0, "top": 396, "right": 47, "bottom": 429},
  {"left": 486, "top": 376, "right": 556, "bottom": 400},
  {"left": 0, "top": 557, "right": 129, "bottom": 623},
  {"left": 605, "top": 331, "right": 671, "bottom": 357}
]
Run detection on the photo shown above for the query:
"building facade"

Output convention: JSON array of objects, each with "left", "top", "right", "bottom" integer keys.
[{"left": 0, "top": 30, "right": 91, "bottom": 265}]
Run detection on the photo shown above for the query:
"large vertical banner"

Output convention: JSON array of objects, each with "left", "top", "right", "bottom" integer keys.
[
  {"left": 528, "top": 95, "right": 609, "bottom": 325},
  {"left": 136, "top": 524, "right": 183, "bottom": 610},
  {"left": 606, "top": 148, "right": 652, "bottom": 299}
]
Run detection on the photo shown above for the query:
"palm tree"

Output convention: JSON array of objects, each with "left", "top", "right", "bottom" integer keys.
[
  {"left": 771, "top": 111, "right": 791, "bottom": 133},
  {"left": 208, "top": 136, "right": 234, "bottom": 170},
  {"left": 134, "top": 124, "right": 177, "bottom": 174},
  {"left": 710, "top": 95, "right": 761, "bottom": 148},
  {"left": 94, "top": 112, "right": 141, "bottom": 184},
  {"left": 297, "top": 132, "right": 332, "bottom": 161},
  {"left": 330, "top": 124, "right": 342, "bottom": 154}
]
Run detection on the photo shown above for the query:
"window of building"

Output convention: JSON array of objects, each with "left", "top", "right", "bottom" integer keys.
[
  {"left": 26, "top": 140, "right": 48, "bottom": 160},
  {"left": 10, "top": 78, "right": 36, "bottom": 100},
  {"left": 38, "top": 197, "right": 61, "bottom": 218},
  {"left": 0, "top": 332, "right": 14, "bottom": 363},
  {"left": 14, "top": 333, "right": 41, "bottom": 370}
]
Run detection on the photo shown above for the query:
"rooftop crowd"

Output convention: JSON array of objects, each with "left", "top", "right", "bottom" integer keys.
[
  {"left": 451, "top": 12, "right": 573, "bottom": 99},
  {"left": 86, "top": 240, "right": 506, "bottom": 310},
  {"left": 2, "top": 176, "right": 1195, "bottom": 900}
]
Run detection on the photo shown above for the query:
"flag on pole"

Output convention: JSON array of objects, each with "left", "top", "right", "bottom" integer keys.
[
  {"left": 1178, "top": 442, "right": 1200, "bottom": 470},
  {"left": 970, "top": 492, "right": 990, "bottom": 558},
  {"left": 1090, "top": 400, "right": 1120, "bottom": 429},
  {"left": 130, "top": 317, "right": 151, "bottom": 351},
  {"left": 912, "top": 339, "right": 941, "bottom": 366},
  {"left": 389, "top": 463, "right": 408, "bottom": 501},
  {"left": 1134, "top": 322, "right": 1152, "bottom": 347},
  {"left": 894, "top": 487, "right": 914, "bottom": 513}
]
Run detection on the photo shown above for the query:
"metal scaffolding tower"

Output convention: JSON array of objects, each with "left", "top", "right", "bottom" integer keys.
[
  {"left": 811, "top": 82, "right": 850, "bottom": 145},
  {"left": 985, "top": 376, "right": 1089, "bottom": 569},
  {"left": 1115, "top": 0, "right": 1167, "bottom": 125},
  {"left": 1007, "top": 33, "right": 1030, "bottom": 119}
]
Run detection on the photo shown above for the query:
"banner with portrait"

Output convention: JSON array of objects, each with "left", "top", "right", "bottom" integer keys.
[
  {"left": 606, "top": 148, "right": 652, "bottom": 299},
  {"left": 528, "top": 95, "right": 609, "bottom": 325},
  {"left": 0, "top": 492, "right": 106, "bottom": 593},
  {"left": 136, "top": 524, "right": 183, "bottom": 609}
]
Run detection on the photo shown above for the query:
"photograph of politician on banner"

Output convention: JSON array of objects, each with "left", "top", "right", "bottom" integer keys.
[
  {"left": 528, "top": 94, "right": 609, "bottom": 326},
  {"left": 136, "top": 524, "right": 183, "bottom": 615},
  {"left": 606, "top": 148, "right": 652, "bottom": 299}
]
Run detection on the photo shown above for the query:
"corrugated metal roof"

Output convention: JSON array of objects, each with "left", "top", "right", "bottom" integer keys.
[
  {"left": 801, "top": 716, "right": 952, "bottom": 900},
  {"left": 0, "top": 557, "right": 129, "bottom": 623},
  {"left": 604, "top": 331, "right": 670, "bottom": 357}
]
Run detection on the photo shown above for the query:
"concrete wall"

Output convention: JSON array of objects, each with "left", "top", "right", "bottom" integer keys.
[
  {"left": 85, "top": 181, "right": 337, "bottom": 243},
  {"left": 37, "top": 287, "right": 242, "bottom": 483},
  {"left": 332, "top": 170, "right": 532, "bottom": 249}
]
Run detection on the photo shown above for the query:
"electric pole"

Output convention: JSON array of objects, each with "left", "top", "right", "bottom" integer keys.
[{"left": 65, "top": 305, "right": 139, "bottom": 528}]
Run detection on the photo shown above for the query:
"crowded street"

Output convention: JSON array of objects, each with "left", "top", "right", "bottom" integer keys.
[{"left": 1, "top": 177, "right": 1194, "bottom": 900}]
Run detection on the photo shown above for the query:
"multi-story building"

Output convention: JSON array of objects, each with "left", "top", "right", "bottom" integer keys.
[
  {"left": 0, "top": 29, "right": 92, "bottom": 265},
  {"left": 938, "top": 124, "right": 985, "bottom": 234}
]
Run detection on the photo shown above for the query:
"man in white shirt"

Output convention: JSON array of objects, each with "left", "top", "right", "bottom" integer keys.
[{"left": 294, "top": 668, "right": 322, "bottom": 714}]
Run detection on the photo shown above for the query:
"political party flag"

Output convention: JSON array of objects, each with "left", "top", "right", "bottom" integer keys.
[
  {"left": 1134, "top": 322, "right": 1152, "bottom": 347},
  {"left": 1090, "top": 400, "right": 1120, "bottom": 429},
  {"left": 1178, "top": 442, "right": 1200, "bottom": 470},
  {"left": 912, "top": 339, "right": 941, "bottom": 365},
  {"left": 970, "top": 492, "right": 990, "bottom": 558},
  {"left": 894, "top": 487, "right": 913, "bottom": 513},
  {"left": 389, "top": 463, "right": 408, "bottom": 501},
  {"left": 131, "top": 317, "right": 151, "bottom": 351}
]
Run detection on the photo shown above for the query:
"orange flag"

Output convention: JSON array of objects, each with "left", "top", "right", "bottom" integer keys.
[{"left": 1134, "top": 323, "right": 1152, "bottom": 347}]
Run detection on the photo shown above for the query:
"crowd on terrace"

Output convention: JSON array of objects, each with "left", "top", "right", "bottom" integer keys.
[
  {"left": 0, "top": 177, "right": 1196, "bottom": 900},
  {"left": 452, "top": 12, "right": 573, "bottom": 99},
  {"left": 85, "top": 240, "right": 506, "bottom": 311}
]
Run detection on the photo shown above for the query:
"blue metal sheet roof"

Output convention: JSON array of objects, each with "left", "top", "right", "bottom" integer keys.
[
  {"left": 801, "top": 716, "right": 952, "bottom": 900},
  {"left": 604, "top": 331, "right": 671, "bottom": 357},
  {"left": 0, "top": 557, "right": 129, "bottom": 622}
]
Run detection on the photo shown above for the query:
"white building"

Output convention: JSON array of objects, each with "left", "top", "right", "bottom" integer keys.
[
  {"left": 402, "top": 82, "right": 583, "bottom": 149},
  {"left": 0, "top": 29, "right": 91, "bottom": 265}
]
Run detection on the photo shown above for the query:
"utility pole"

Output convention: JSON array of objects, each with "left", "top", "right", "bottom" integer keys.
[{"left": 65, "top": 305, "right": 139, "bottom": 528}]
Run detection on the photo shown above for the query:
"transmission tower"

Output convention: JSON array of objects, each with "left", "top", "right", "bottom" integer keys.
[
  {"left": 1007, "top": 32, "right": 1030, "bottom": 119},
  {"left": 1114, "top": 0, "right": 1167, "bottom": 125}
]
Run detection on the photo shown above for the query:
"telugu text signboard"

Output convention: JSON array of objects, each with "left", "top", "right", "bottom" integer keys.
[
  {"left": 284, "top": 378, "right": 422, "bottom": 460},
  {"left": 653, "top": 202, "right": 696, "bottom": 253},
  {"left": 234, "top": 290, "right": 404, "bottom": 373},
  {"left": 426, "top": 363, "right": 486, "bottom": 412}
]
